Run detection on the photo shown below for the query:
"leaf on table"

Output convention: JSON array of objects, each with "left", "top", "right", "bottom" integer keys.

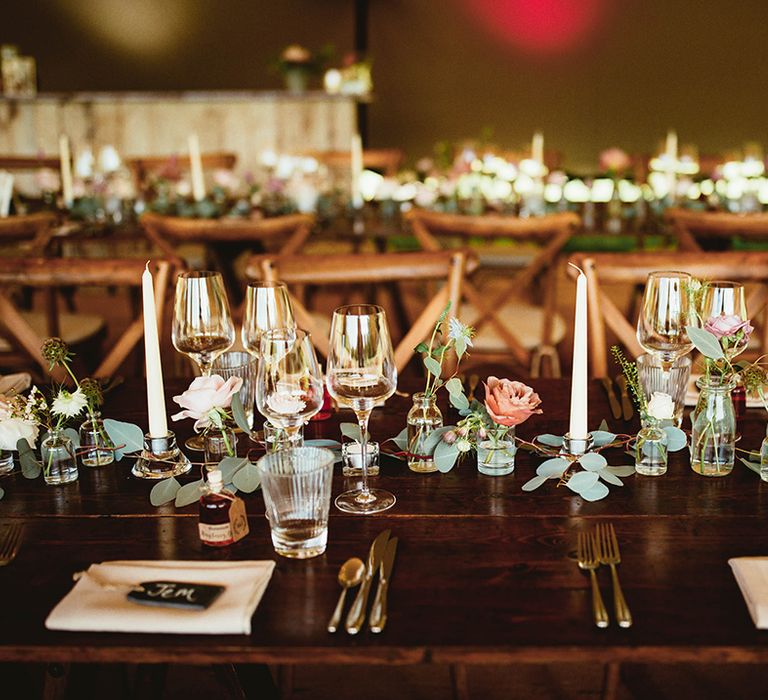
[
  {"left": 304, "top": 439, "right": 342, "bottom": 449},
  {"left": 340, "top": 423, "right": 366, "bottom": 443},
  {"left": 687, "top": 326, "right": 724, "bottom": 360},
  {"left": 423, "top": 426, "right": 455, "bottom": 454},
  {"left": 590, "top": 430, "right": 616, "bottom": 448},
  {"left": 580, "top": 482, "right": 610, "bottom": 501},
  {"left": 175, "top": 479, "right": 204, "bottom": 508},
  {"left": 231, "top": 392, "right": 252, "bottom": 434},
  {"left": 536, "top": 457, "right": 569, "bottom": 478},
  {"left": 566, "top": 471, "right": 599, "bottom": 494},
  {"left": 662, "top": 426, "right": 687, "bottom": 452},
  {"left": 522, "top": 475, "right": 548, "bottom": 491},
  {"left": 232, "top": 462, "right": 262, "bottom": 492},
  {"left": 17, "top": 438, "right": 41, "bottom": 479},
  {"left": 597, "top": 468, "right": 624, "bottom": 487},
  {"left": 605, "top": 465, "right": 636, "bottom": 477},
  {"left": 423, "top": 356, "right": 442, "bottom": 378},
  {"left": 536, "top": 433, "right": 564, "bottom": 447},
  {"left": 218, "top": 456, "right": 249, "bottom": 483},
  {"left": 740, "top": 457, "right": 762, "bottom": 476},
  {"left": 104, "top": 419, "right": 144, "bottom": 460},
  {"left": 150, "top": 477, "right": 181, "bottom": 507},
  {"left": 578, "top": 452, "right": 608, "bottom": 471}
]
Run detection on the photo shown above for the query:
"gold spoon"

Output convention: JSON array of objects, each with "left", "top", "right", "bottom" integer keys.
[{"left": 327, "top": 557, "right": 366, "bottom": 633}]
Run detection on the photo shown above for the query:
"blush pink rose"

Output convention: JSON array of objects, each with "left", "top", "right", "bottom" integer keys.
[
  {"left": 171, "top": 374, "right": 243, "bottom": 431},
  {"left": 704, "top": 314, "right": 753, "bottom": 340},
  {"left": 599, "top": 147, "right": 631, "bottom": 174},
  {"left": 484, "top": 376, "right": 543, "bottom": 428}
]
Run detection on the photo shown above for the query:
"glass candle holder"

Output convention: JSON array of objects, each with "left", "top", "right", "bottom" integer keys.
[{"left": 341, "top": 441, "right": 380, "bottom": 477}]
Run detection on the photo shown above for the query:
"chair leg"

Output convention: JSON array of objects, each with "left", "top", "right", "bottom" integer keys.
[
  {"left": 42, "top": 662, "right": 69, "bottom": 700},
  {"left": 600, "top": 662, "right": 621, "bottom": 700},
  {"left": 449, "top": 663, "right": 470, "bottom": 700}
]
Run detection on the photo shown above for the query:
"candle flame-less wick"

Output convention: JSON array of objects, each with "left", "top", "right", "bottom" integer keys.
[
  {"left": 568, "top": 262, "right": 585, "bottom": 277},
  {"left": 145, "top": 260, "right": 151, "bottom": 272}
]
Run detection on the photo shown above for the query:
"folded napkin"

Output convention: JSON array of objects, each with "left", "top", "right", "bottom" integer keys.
[
  {"left": 729, "top": 557, "right": 768, "bottom": 628},
  {"left": 685, "top": 374, "right": 762, "bottom": 408},
  {"left": 0, "top": 372, "right": 31, "bottom": 396},
  {"left": 46, "top": 560, "right": 275, "bottom": 635}
]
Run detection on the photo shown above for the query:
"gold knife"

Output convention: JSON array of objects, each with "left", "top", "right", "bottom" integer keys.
[
  {"left": 345, "top": 529, "right": 390, "bottom": 634},
  {"left": 369, "top": 537, "right": 398, "bottom": 633},
  {"left": 615, "top": 375, "right": 634, "bottom": 421},
  {"left": 601, "top": 377, "right": 622, "bottom": 420}
]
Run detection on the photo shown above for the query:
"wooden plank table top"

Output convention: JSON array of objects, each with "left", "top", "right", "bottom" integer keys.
[{"left": 1, "top": 377, "right": 768, "bottom": 665}]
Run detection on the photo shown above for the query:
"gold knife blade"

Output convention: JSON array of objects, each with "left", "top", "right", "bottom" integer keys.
[
  {"left": 345, "top": 529, "right": 390, "bottom": 634},
  {"left": 369, "top": 537, "right": 398, "bottom": 633},
  {"left": 601, "top": 377, "right": 622, "bottom": 420},
  {"left": 615, "top": 375, "right": 634, "bottom": 420}
]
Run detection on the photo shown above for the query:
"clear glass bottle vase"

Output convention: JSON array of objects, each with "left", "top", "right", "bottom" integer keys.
[
  {"left": 689, "top": 376, "right": 736, "bottom": 477},
  {"left": 204, "top": 427, "right": 238, "bottom": 465},
  {"left": 635, "top": 421, "right": 668, "bottom": 476},
  {"left": 41, "top": 428, "right": 79, "bottom": 486},
  {"left": 79, "top": 411, "right": 115, "bottom": 467},
  {"left": 406, "top": 392, "right": 443, "bottom": 473}
]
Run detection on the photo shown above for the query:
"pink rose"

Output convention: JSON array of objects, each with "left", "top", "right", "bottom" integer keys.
[
  {"left": 171, "top": 374, "right": 243, "bottom": 432},
  {"left": 599, "top": 148, "right": 631, "bottom": 174},
  {"left": 484, "top": 377, "right": 543, "bottom": 428},
  {"left": 704, "top": 314, "right": 753, "bottom": 340}
]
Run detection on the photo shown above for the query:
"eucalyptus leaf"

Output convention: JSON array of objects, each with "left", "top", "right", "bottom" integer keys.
[
  {"left": 686, "top": 326, "right": 724, "bottom": 360},
  {"left": 423, "top": 356, "right": 442, "bottom": 378},
  {"left": 423, "top": 426, "right": 455, "bottom": 454},
  {"left": 522, "top": 475, "right": 548, "bottom": 491},
  {"left": 580, "top": 482, "right": 610, "bottom": 502},
  {"left": 740, "top": 457, "right": 762, "bottom": 476},
  {"left": 340, "top": 423, "right": 365, "bottom": 443},
  {"left": 414, "top": 341, "right": 430, "bottom": 354},
  {"left": 388, "top": 427, "right": 408, "bottom": 452},
  {"left": 62, "top": 428, "right": 80, "bottom": 448},
  {"left": 104, "top": 419, "right": 144, "bottom": 460},
  {"left": 454, "top": 336, "right": 467, "bottom": 359},
  {"left": 605, "top": 465, "right": 636, "bottom": 477},
  {"left": 17, "top": 438, "right": 41, "bottom": 479},
  {"left": 434, "top": 440, "right": 460, "bottom": 473},
  {"left": 445, "top": 377, "right": 463, "bottom": 395},
  {"left": 598, "top": 419, "right": 610, "bottom": 433},
  {"left": 304, "top": 439, "right": 342, "bottom": 449},
  {"left": 449, "top": 391, "right": 470, "bottom": 411},
  {"left": 232, "top": 462, "right": 262, "bottom": 492},
  {"left": 231, "top": 392, "right": 252, "bottom": 434},
  {"left": 536, "top": 457, "right": 569, "bottom": 478},
  {"left": 590, "top": 430, "right": 617, "bottom": 448},
  {"left": 0, "top": 486, "right": 4, "bottom": 500},
  {"left": 150, "top": 477, "right": 181, "bottom": 506},
  {"left": 662, "top": 426, "right": 687, "bottom": 452},
  {"left": 597, "top": 468, "right": 624, "bottom": 487},
  {"left": 566, "top": 471, "right": 599, "bottom": 494},
  {"left": 578, "top": 452, "right": 608, "bottom": 471},
  {"left": 537, "top": 434, "right": 564, "bottom": 447},
  {"left": 218, "top": 456, "right": 249, "bottom": 483},
  {"left": 175, "top": 479, "right": 204, "bottom": 507}
]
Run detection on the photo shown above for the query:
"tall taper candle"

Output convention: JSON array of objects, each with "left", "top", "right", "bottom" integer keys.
[
  {"left": 59, "top": 135, "right": 74, "bottom": 208},
  {"left": 142, "top": 262, "right": 168, "bottom": 438},
  {"left": 532, "top": 131, "right": 544, "bottom": 166},
  {"left": 568, "top": 263, "right": 588, "bottom": 439},
  {"left": 188, "top": 134, "right": 206, "bottom": 202},
  {"left": 350, "top": 133, "right": 363, "bottom": 209},
  {"left": 665, "top": 129, "right": 678, "bottom": 162}
]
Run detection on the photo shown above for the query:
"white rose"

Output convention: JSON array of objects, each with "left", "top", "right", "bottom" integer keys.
[
  {"left": 0, "top": 417, "right": 39, "bottom": 451},
  {"left": 647, "top": 392, "right": 675, "bottom": 421}
]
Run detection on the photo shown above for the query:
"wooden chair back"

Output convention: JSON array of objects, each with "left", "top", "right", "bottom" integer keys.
[
  {"left": 125, "top": 152, "right": 237, "bottom": 192},
  {"left": 244, "top": 250, "right": 477, "bottom": 373},
  {"left": 567, "top": 251, "right": 768, "bottom": 377},
  {"left": 665, "top": 208, "right": 768, "bottom": 252},
  {"left": 302, "top": 148, "right": 404, "bottom": 176},
  {"left": 0, "top": 212, "right": 57, "bottom": 255},
  {"left": 0, "top": 155, "right": 62, "bottom": 171},
  {"left": 0, "top": 257, "right": 174, "bottom": 380}
]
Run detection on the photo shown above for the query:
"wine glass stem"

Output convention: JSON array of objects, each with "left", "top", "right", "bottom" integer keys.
[
  {"left": 356, "top": 409, "right": 372, "bottom": 500},
  {"left": 199, "top": 360, "right": 213, "bottom": 376}
]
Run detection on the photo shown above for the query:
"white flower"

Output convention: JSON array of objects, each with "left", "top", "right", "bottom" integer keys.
[
  {"left": 266, "top": 392, "right": 306, "bottom": 416},
  {"left": 51, "top": 388, "right": 88, "bottom": 418},
  {"left": 647, "top": 392, "right": 675, "bottom": 421},
  {"left": 448, "top": 317, "right": 474, "bottom": 347},
  {"left": 0, "top": 417, "right": 38, "bottom": 451},
  {"left": 455, "top": 438, "right": 471, "bottom": 453}
]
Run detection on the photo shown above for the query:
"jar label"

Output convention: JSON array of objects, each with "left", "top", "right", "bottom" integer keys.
[{"left": 198, "top": 522, "right": 234, "bottom": 545}]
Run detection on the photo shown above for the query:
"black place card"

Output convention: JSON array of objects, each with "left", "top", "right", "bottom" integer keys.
[{"left": 127, "top": 581, "right": 225, "bottom": 611}]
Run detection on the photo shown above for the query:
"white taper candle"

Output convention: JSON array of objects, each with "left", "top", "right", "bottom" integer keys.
[
  {"left": 142, "top": 262, "right": 168, "bottom": 438},
  {"left": 188, "top": 133, "right": 206, "bottom": 202},
  {"left": 350, "top": 133, "right": 363, "bottom": 209},
  {"left": 59, "top": 135, "right": 74, "bottom": 208},
  {"left": 568, "top": 263, "right": 589, "bottom": 439}
]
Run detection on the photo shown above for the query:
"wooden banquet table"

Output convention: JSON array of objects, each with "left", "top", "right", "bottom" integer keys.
[{"left": 2, "top": 377, "right": 768, "bottom": 671}]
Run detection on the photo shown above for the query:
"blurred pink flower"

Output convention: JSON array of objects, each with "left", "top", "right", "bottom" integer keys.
[
  {"left": 599, "top": 148, "right": 631, "bottom": 174},
  {"left": 704, "top": 314, "right": 753, "bottom": 340}
]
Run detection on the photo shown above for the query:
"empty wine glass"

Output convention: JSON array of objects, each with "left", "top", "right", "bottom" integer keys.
[
  {"left": 637, "top": 271, "right": 696, "bottom": 369},
  {"left": 242, "top": 282, "right": 296, "bottom": 356},
  {"left": 701, "top": 281, "right": 749, "bottom": 358},
  {"left": 326, "top": 304, "right": 397, "bottom": 514},
  {"left": 256, "top": 328, "right": 324, "bottom": 450}
]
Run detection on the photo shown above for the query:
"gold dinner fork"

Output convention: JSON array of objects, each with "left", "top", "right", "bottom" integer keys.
[
  {"left": 577, "top": 530, "right": 609, "bottom": 628},
  {"left": 596, "top": 523, "right": 632, "bottom": 628},
  {"left": 0, "top": 523, "right": 22, "bottom": 566}
]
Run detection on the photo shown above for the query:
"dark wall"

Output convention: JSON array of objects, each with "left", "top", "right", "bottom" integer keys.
[{"left": 4, "top": 0, "right": 768, "bottom": 170}]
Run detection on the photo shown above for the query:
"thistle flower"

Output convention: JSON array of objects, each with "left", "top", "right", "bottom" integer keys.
[
  {"left": 79, "top": 378, "right": 104, "bottom": 409},
  {"left": 41, "top": 337, "right": 73, "bottom": 370}
]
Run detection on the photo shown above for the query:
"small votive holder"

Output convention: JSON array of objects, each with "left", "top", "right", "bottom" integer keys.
[
  {"left": 132, "top": 430, "right": 192, "bottom": 479},
  {"left": 0, "top": 449, "right": 14, "bottom": 475},
  {"left": 341, "top": 441, "right": 380, "bottom": 477},
  {"left": 561, "top": 432, "right": 594, "bottom": 457},
  {"left": 263, "top": 421, "right": 304, "bottom": 453}
]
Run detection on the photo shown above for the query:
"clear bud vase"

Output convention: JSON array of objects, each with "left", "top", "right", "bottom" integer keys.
[
  {"left": 635, "top": 422, "right": 668, "bottom": 476},
  {"left": 477, "top": 428, "right": 516, "bottom": 476},
  {"left": 204, "top": 427, "right": 238, "bottom": 465},
  {"left": 759, "top": 425, "right": 768, "bottom": 483},
  {"left": 41, "top": 428, "right": 79, "bottom": 485},
  {"left": 690, "top": 376, "right": 736, "bottom": 477},
  {"left": 406, "top": 392, "right": 443, "bottom": 473},
  {"left": 79, "top": 412, "right": 115, "bottom": 467}
]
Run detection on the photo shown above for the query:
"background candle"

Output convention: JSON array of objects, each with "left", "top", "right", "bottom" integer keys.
[
  {"left": 188, "top": 133, "right": 206, "bottom": 202},
  {"left": 58, "top": 134, "right": 74, "bottom": 207},
  {"left": 532, "top": 131, "right": 544, "bottom": 166},
  {"left": 568, "top": 263, "right": 588, "bottom": 439},
  {"left": 350, "top": 133, "right": 363, "bottom": 209},
  {"left": 142, "top": 262, "right": 168, "bottom": 438}
]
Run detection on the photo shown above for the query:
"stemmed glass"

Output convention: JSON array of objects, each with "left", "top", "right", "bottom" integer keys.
[
  {"left": 172, "top": 271, "right": 235, "bottom": 449},
  {"left": 701, "top": 281, "right": 749, "bottom": 359},
  {"left": 637, "top": 271, "right": 696, "bottom": 370},
  {"left": 326, "top": 304, "right": 397, "bottom": 514},
  {"left": 256, "top": 328, "right": 324, "bottom": 449}
]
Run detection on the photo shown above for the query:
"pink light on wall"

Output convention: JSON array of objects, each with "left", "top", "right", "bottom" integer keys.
[{"left": 465, "top": 0, "right": 606, "bottom": 54}]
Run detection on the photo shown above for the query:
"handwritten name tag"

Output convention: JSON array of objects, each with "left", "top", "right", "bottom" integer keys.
[{"left": 127, "top": 581, "right": 225, "bottom": 611}]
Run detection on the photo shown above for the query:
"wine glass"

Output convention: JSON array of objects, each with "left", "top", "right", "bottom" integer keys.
[
  {"left": 172, "top": 271, "right": 235, "bottom": 450},
  {"left": 637, "top": 271, "right": 696, "bottom": 369},
  {"left": 326, "top": 304, "right": 397, "bottom": 514},
  {"left": 701, "top": 281, "right": 749, "bottom": 358},
  {"left": 256, "top": 328, "right": 324, "bottom": 449}
]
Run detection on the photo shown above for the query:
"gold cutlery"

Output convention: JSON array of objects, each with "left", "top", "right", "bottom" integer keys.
[
  {"left": 601, "top": 377, "right": 622, "bottom": 421},
  {"left": 369, "top": 536, "right": 398, "bottom": 633},
  {"left": 327, "top": 557, "right": 365, "bottom": 633},
  {"left": 615, "top": 374, "right": 634, "bottom": 421},
  {"left": 595, "top": 523, "right": 632, "bottom": 628},
  {"left": 467, "top": 374, "right": 480, "bottom": 403},
  {"left": 577, "top": 530, "right": 609, "bottom": 628},
  {"left": 0, "top": 523, "right": 22, "bottom": 566},
  {"left": 346, "top": 529, "right": 391, "bottom": 634}
]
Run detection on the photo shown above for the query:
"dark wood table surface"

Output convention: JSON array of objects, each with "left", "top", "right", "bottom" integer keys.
[{"left": 2, "top": 377, "right": 768, "bottom": 665}]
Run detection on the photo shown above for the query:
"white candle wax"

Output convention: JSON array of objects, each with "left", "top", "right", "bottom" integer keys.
[
  {"left": 188, "top": 133, "right": 206, "bottom": 202},
  {"left": 142, "top": 263, "right": 168, "bottom": 438},
  {"left": 568, "top": 264, "right": 588, "bottom": 439},
  {"left": 532, "top": 131, "right": 544, "bottom": 166},
  {"left": 59, "top": 135, "right": 74, "bottom": 207},
  {"left": 350, "top": 133, "right": 363, "bottom": 209},
  {"left": 665, "top": 129, "right": 678, "bottom": 162}
]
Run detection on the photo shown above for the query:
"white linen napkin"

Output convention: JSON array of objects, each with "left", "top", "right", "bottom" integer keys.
[
  {"left": 729, "top": 557, "right": 768, "bottom": 628},
  {"left": 0, "top": 372, "right": 31, "bottom": 395},
  {"left": 46, "top": 560, "right": 275, "bottom": 635}
]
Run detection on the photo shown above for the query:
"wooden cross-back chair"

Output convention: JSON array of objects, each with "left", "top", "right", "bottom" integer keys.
[
  {"left": 302, "top": 148, "right": 404, "bottom": 176},
  {"left": 567, "top": 251, "right": 768, "bottom": 377},
  {"left": 125, "top": 152, "right": 237, "bottom": 193},
  {"left": 0, "top": 212, "right": 57, "bottom": 256},
  {"left": 405, "top": 209, "right": 580, "bottom": 376},
  {"left": 665, "top": 207, "right": 768, "bottom": 252},
  {"left": 0, "top": 155, "right": 62, "bottom": 171},
  {"left": 0, "top": 257, "right": 174, "bottom": 382},
  {"left": 244, "top": 250, "right": 477, "bottom": 374}
]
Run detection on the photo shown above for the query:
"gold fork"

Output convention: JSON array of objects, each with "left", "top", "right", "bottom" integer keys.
[
  {"left": 0, "top": 523, "right": 22, "bottom": 566},
  {"left": 577, "top": 531, "right": 609, "bottom": 628},
  {"left": 596, "top": 523, "right": 632, "bottom": 628}
]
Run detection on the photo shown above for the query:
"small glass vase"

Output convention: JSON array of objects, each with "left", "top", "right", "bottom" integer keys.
[
  {"left": 204, "top": 427, "right": 238, "bottom": 465},
  {"left": 0, "top": 449, "right": 13, "bottom": 475},
  {"left": 759, "top": 425, "right": 768, "bottom": 483},
  {"left": 406, "top": 392, "right": 443, "bottom": 473},
  {"left": 635, "top": 422, "right": 668, "bottom": 476},
  {"left": 78, "top": 412, "right": 115, "bottom": 467},
  {"left": 690, "top": 376, "right": 736, "bottom": 477},
  {"left": 41, "top": 429, "right": 79, "bottom": 486},
  {"left": 477, "top": 430, "right": 516, "bottom": 476}
]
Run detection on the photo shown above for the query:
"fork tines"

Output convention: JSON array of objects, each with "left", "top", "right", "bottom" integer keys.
[{"left": 0, "top": 523, "right": 23, "bottom": 566}]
